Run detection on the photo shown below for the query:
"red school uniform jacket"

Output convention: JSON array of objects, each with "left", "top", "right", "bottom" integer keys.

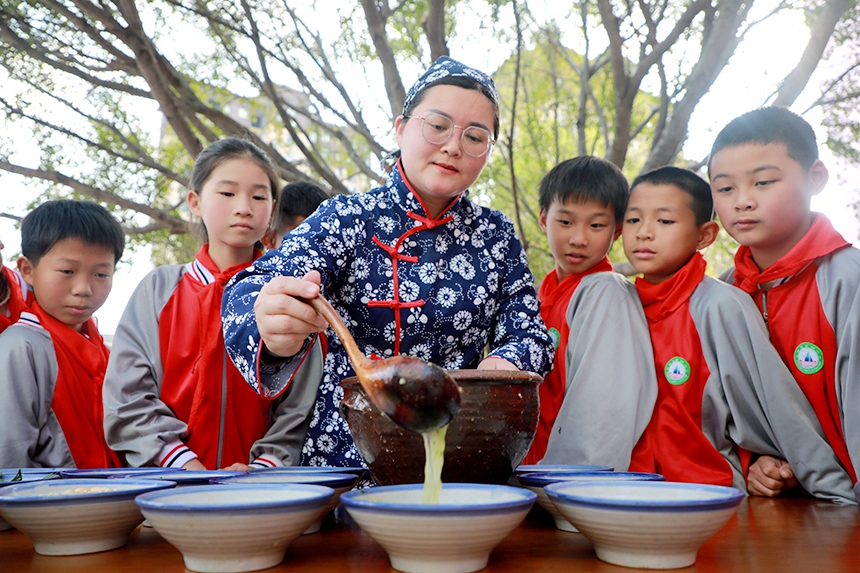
[
  {"left": 625, "top": 252, "right": 849, "bottom": 498},
  {"left": 103, "top": 246, "right": 323, "bottom": 470},
  {"left": 727, "top": 214, "right": 860, "bottom": 486},
  {"left": 0, "top": 300, "right": 119, "bottom": 469},
  {"left": 0, "top": 265, "right": 31, "bottom": 334},
  {"left": 523, "top": 258, "right": 613, "bottom": 465}
]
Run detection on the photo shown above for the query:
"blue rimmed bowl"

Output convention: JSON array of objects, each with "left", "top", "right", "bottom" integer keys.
[
  {"left": 513, "top": 463, "right": 614, "bottom": 477},
  {"left": 135, "top": 483, "right": 334, "bottom": 573},
  {"left": 213, "top": 472, "right": 358, "bottom": 534},
  {"left": 61, "top": 467, "right": 184, "bottom": 479},
  {"left": 340, "top": 483, "right": 536, "bottom": 573},
  {"left": 545, "top": 481, "right": 744, "bottom": 569},
  {"left": 0, "top": 478, "right": 174, "bottom": 554},
  {"left": 250, "top": 465, "right": 366, "bottom": 478},
  {"left": 0, "top": 469, "right": 63, "bottom": 531},
  {"left": 110, "top": 469, "right": 246, "bottom": 485},
  {"left": 517, "top": 471, "right": 665, "bottom": 532}
]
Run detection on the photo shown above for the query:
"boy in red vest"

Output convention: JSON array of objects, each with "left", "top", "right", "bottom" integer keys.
[
  {"left": 523, "top": 156, "right": 657, "bottom": 470},
  {"left": 0, "top": 200, "right": 125, "bottom": 468},
  {"left": 624, "top": 166, "right": 853, "bottom": 502},
  {"left": 0, "top": 238, "right": 32, "bottom": 333},
  {"left": 710, "top": 107, "right": 860, "bottom": 501}
]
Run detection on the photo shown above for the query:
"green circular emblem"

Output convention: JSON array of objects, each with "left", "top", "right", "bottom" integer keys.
[
  {"left": 794, "top": 342, "right": 824, "bottom": 375},
  {"left": 664, "top": 356, "right": 691, "bottom": 386},
  {"left": 548, "top": 328, "right": 560, "bottom": 351}
]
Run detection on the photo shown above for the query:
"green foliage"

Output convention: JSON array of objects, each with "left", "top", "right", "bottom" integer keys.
[{"left": 480, "top": 38, "right": 660, "bottom": 280}]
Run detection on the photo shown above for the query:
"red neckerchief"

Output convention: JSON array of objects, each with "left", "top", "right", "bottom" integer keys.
[
  {"left": 523, "top": 257, "right": 613, "bottom": 465},
  {"left": 733, "top": 215, "right": 857, "bottom": 483},
  {"left": 180, "top": 245, "right": 271, "bottom": 469},
  {"left": 733, "top": 214, "right": 849, "bottom": 295},
  {"left": 635, "top": 252, "right": 707, "bottom": 323},
  {"left": 629, "top": 253, "right": 734, "bottom": 486},
  {"left": 30, "top": 301, "right": 120, "bottom": 468},
  {"left": 1, "top": 266, "right": 29, "bottom": 333}
]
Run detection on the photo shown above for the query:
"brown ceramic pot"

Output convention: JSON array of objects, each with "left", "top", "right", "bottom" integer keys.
[{"left": 339, "top": 369, "right": 541, "bottom": 486}]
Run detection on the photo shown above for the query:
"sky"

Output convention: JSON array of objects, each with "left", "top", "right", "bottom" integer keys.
[{"left": 1, "top": 3, "right": 859, "bottom": 335}]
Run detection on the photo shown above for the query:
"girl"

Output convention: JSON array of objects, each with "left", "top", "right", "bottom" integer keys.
[
  {"left": 104, "top": 138, "right": 322, "bottom": 470},
  {"left": 222, "top": 57, "right": 554, "bottom": 469}
]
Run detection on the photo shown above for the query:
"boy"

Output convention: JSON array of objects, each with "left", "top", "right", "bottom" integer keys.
[
  {"left": 709, "top": 106, "right": 860, "bottom": 500},
  {"left": 624, "top": 167, "right": 854, "bottom": 502},
  {"left": 262, "top": 181, "right": 329, "bottom": 250},
  {"left": 0, "top": 200, "right": 125, "bottom": 468},
  {"left": 523, "top": 156, "right": 657, "bottom": 471},
  {"left": 0, "top": 238, "right": 32, "bottom": 333}
]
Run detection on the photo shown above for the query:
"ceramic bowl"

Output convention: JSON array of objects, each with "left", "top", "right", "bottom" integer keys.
[
  {"left": 250, "top": 465, "right": 367, "bottom": 477},
  {"left": 340, "top": 483, "right": 536, "bottom": 573},
  {"left": 110, "top": 469, "right": 246, "bottom": 485},
  {"left": 61, "top": 467, "right": 183, "bottom": 479},
  {"left": 135, "top": 484, "right": 334, "bottom": 573},
  {"left": 213, "top": 472, "right": 358, "bottom": 533},
  {"left": 0, "top": 469, "right": 63, "bottom": 531},
  {"left": 0, "top": 478, "right": 174, "bottom": 555},
  {"left": 517, "top": 471, "right": 665, "bottom": 532},
  {"left": 513, "top": 463, "right": 614, "bottom": 477},
  {"left": 545, "top": 481, "right": 744, "bottom": 569},
  {"left": 341, "top": 369, "right": 541, "bottom": 485}
]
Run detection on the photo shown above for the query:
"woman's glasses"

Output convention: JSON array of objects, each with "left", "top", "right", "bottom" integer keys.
[{"left": 407, "top": 113, "right": 495, "bottom": 158}]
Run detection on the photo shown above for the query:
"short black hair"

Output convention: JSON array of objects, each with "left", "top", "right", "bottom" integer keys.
[
  {"left": 21, "top": 200, "right": 125, "bottom": 265},
  {"left": 538, "top": 156, "right": 629, "bottom": 223},
  {"left": 630, "top": 166, "right": 714, "bottom": 226},
  {"left": 708, "top": 106, "right": 819, "bottom": 173},
  {"left": 273, "top": 181, "right": 329, "bottom": 233}
]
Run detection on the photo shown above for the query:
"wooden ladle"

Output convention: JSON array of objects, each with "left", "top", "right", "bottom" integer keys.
[{"left": 309, "top": 295, "right": 461, "bottom": 433}]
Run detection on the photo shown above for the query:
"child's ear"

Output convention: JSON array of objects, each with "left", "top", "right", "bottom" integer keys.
[
  {"left": 613, "top": 222, "right": 622, "bottom": 241},
  {"left": 187, "top": 190, "right": 202, "bottom": 218},
  {"left": 807, "top": 159, "right": 829, "bottom": 197},
  {"left": 538, "top": 209, "right": 548, "bottom": 234},
  {"left": 696, "top": 221, "right": 720, "bottom": 250},
  {"left": 16, "top": 256, "right": 35, "bottom": 286}
]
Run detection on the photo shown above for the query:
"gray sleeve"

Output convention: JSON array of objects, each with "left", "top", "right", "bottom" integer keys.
[
  {"left": 692, "top": 278, "right": 856, "bottom": 504},
  {"left": 817, "top": 248, "right": 860, "bottom": 502},
  {"left": 542, "top": 273, "right": 658, "bottom": 470},
  {"left": 103, "top": 265, "right": 188, "bottom": 467},
  {"left": 0, "top": 326, "right": 75, "bottom": 468},
  {"left": 250, "top": 336, "right": 324, "bottom": 465}
]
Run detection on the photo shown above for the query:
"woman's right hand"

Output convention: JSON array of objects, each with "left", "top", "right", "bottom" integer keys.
[{"left": 253, "top": 270, "right": 328, "bottom": 360}]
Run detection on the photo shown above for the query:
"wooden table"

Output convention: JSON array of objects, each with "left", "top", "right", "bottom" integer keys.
[{"left": 3, "top": 497, "right": 859, "bottom": 572}]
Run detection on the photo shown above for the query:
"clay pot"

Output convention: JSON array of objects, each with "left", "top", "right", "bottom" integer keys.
[{"left": 340, "top": 369, "right": 541, "bottom": 486}]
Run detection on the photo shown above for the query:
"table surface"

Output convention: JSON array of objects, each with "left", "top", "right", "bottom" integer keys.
[{"left": 3, "top": 496, "right": 859, "bottom": 572}]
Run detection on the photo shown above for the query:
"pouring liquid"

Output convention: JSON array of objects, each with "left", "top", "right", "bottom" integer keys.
[{"left": 421, "top": 425, "right": 448, "bottom": 504}]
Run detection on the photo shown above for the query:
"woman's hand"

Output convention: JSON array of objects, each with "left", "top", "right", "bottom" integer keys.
[
  {"left": 747, "top": 455, "right": 798, "bottom": 497},
  {"left": 221, "top": 463, "right": 252, "bottom": 472},
  {"left": 254, "top": 270, "right": 328, "bottom": 360},
  {"left": 477, "top": 357, "right": 519, "bottom": 371}
]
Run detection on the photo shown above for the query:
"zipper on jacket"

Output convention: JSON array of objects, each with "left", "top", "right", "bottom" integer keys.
[
  {"left": 761, "top": 290, "right": 768, "bottom": 325},
  {"left": 216, "top": 352, "right": 227, "bottom": 469}
]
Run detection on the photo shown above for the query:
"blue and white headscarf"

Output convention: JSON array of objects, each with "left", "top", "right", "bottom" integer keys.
[{"left": 401, "top": 56, "right": 500, "bottom": 115}]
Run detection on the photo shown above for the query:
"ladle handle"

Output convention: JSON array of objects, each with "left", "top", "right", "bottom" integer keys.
[{"left": 308, "top": 296, "right": 370, "bottom": 376}]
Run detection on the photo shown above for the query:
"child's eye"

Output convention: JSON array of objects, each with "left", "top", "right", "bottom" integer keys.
[
  {"left": 95, "top": 273, "right": 110, "bottom": 279},
  {"left": 591, "top": 223, "right": 607, "bottom": 229},
  {"left": 556, "top": 219, "right": 571, "bottom": 226},
  {"left": 755, "top": 180, "right": 775, "bottom": 187},
  {"left": 219, "top": 191, "right": 235, "bottom": 197},
  {"left": 658, "top": 219, "right": 675, "bottom": 225},
  {"left": 625, "top": 217, "right": 639, "bottom": 224},
  {"left": 253, "top": 194, "right": 269, "bottom": 201},
  {"left": 59, "top": 269, "right": 74, "bottom": 275},
  {"left": 716, "top": 186, "right": 733, "bottom": 193}
]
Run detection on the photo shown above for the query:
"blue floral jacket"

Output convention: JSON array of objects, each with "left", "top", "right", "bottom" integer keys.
[{"left": 222, "top": 163, "right": 553, "bottom": 468}]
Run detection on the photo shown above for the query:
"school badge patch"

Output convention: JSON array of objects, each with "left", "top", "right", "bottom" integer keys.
[
  {"left": 794, "top": 342, "right": 824, "bottom": 375},
  {"left": 664, "top": 356, "right": 691, "bottom": 386},
  {"left": 548, "top": 327, "right": 560, "bottom": 350}
]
